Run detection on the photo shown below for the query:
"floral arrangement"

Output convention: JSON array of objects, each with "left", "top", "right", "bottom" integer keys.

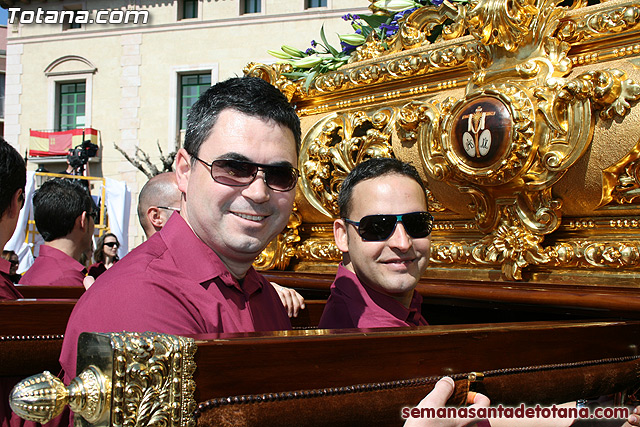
[{"left": 268, "top": 0, "right": 449, "bottom": 91}]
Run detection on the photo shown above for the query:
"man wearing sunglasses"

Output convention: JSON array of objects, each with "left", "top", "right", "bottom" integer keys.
[
  {"left": 60, "top": 76, "right": 301, "bottom": 385},
  {"left": 19, "top": 178, "right": 96, "bottom": 288},
  {"left": 319, "top": 157, "right": 433, "bottom": 329},
  {"left": 319, "top": 159, "right": 640, "bottom": 427},
  {"left": 0, "top": 137, "right": 26, "bottom": 300}
]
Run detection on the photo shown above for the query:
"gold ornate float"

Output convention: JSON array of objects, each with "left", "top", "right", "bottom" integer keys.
[{"left": 249, "top": 0, "right": 640, "bottom": 283}]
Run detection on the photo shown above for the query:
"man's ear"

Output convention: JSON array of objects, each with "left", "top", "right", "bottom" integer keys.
[
  {"left": 146, "top": 206, "right": 164, "bottom": 228},
  {"left": 175, "top": 148, "right": 192, "bottom": 195},
  {"left": 76, "top": 211, "right": 88, "bottom": 231},
  {"left": 7, "top": 189, "right": 23, "bottom": 219},
  {"left": 333, "top": 219, "right": 350, "bottom": 253}
]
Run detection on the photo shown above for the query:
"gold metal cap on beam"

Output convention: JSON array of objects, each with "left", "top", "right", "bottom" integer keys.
[
  {"left": 10, "top": 366, "right": 110, "bottom": 424},
  {"left": 8, "top": 332, "right": 197, "bottom": 427}
]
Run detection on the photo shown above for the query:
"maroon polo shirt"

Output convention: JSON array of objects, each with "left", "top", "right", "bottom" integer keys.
[
  {"left": 60, "top": 213, "right": 291, "bottom": 382},
  {"left": 318, "top": 264, "right": 428, "bottom": 329},
  {"left": 18, "top": 245, "right": 86, "bottom": 287},
  {"left": 0, "top": 257, "right": 22, "bottom": 300}
]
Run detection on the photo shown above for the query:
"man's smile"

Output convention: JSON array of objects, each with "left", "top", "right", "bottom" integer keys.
[{"left": 232, "top": 212, "right": 267, "bottom": 222}]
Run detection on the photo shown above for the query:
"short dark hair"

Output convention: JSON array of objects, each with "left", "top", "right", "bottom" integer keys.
[
  {"left": 183, "top": 76, "right": 301, "bottom": 160},
  {"left": 93, "top": 232, "right": 119, "bottom": 263},
  {"left": 338, "top": 157, "right": 428, "bottom": 218},
  {"left": 33, "top": 178, "right": 94, "bottom": 241},
  {"left": 0, "top": 138, "right": 26, "bottom": 218}
]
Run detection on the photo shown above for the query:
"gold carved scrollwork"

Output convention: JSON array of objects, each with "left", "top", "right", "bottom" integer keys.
[
  {"left": 600, "top": 136, "right": 640, "bottom": 208},
  {"left": 466, "top": 0, "right": 538, "bottom": 52},
  {"left": 300, "top": 108, "right": 395, "bottom": 218},
  {"left": 557, "top": 5, "right": 640, "bottom": 44},
  {"left": 110, "top": 332, "right": 197, "bottom": 427},
  {"left": 295, "top": 237, "right": 343, "bottom": 264},
  {"left": 243, "top": 61, "right": 299, "bottom": 102},
  {"left": 255, "top": 205, "right": 302, "bottom": 270},
  {"left": 387, "top": 2, "right": 466, "bottom": 51},
  {"left": 432, "top": 238, "right": 640, "bottom": 271}
]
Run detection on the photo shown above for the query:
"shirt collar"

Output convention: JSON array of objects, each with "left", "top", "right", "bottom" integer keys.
[
  {"left": 336, "top": 264, "right": 423, "bottom": 324},
  {"left": 159, "top": 213, "right": 263, "bottom": 294},
  {"left": 39, "top": 245, "right": 86, "bottom": 273}
]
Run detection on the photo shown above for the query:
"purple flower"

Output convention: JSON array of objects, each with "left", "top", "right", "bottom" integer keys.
[
  {"left": 311, "top": 40, "right": 317, "bottom": 47},
  {"left": 341, "top": 41, "right": 358, "bottom": 54},
  {"left": 430, "top": 0, "right": 444, "bottom": 5},
  {"left": 305, "top": 48, "right": 316, "bottom": 55},
  {"left": 379, "top": 23, "right": 399, "bottom": 32}
]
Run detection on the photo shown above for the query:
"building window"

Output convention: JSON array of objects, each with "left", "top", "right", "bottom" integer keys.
[
  {"left": 180, "top": 74, "right": 211, "bottom": 130},
  {"left": 62, "top": 7, "right": 83, "bottom": 30},
  {"left": 306, "top": 0, "right": 327, "bottom": 7},
  {"left": 181, "top": 0, "right": 198, "bottom": 19},
  {"left": 243, "top": 0, "right": 261, "bottom": 14},
  {"left": 58, "top": 82, "right": 86, "bottom": 131}
]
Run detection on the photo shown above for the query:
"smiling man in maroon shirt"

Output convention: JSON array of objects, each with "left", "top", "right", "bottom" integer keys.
[
  {"left": 60, "top": 77, "right": 301, "bottom": 383},
  {"left": 319, "top": 158, "right": 433, "bottom": 329}
]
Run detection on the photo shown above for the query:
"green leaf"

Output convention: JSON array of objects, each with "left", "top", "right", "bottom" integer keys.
[
  {"left": 283, "top": 71, "right": 310, "bottom": 78},
  {"left": 358, "top": 14, "right": 390, "bottom": 30},
  {"left": 320, "top": 24, "right": 339, "bottom": 57},
  {"left": 281, "top": 45, "right": 306, "bottom": 58},
  {"left": 267, "top": 50, "right": 292, "bottom": 60},
  {"left": 303, "top": 70, "right": 318, "bottom": 92}
]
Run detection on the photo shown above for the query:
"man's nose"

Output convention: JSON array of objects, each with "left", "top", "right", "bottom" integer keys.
[
  {"left": 242, "top": 171, "right": 271, "bottom": 203},
  {"left": 387, "top": 222, "right": 412, "bottom": 251}
]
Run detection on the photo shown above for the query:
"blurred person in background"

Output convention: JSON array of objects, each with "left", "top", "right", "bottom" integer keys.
[{"left": 87, "top": 233, "right": 120, "bottom": 279}]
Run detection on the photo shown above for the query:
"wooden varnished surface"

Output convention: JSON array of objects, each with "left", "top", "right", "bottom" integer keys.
[{"left": 188, "top": 320, "right": 640, "bottom": 402}]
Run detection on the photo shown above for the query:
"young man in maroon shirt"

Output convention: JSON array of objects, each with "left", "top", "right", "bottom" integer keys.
[
  {"left": 320, "top": 158, "right": 640, "bottom": 427},
  {"left": 19, "top": 178, "right": 96, "bottom": 287},
  {"left": 319, "top": 158, "right": 433, "bottom": 329}
]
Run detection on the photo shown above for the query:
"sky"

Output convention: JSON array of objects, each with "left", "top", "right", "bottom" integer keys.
[{"left": 0, "top": 8, "right": 7, "bottom": 26}]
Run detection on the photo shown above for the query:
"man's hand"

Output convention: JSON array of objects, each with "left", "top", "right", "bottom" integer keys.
[
  {"left": 404, "top": 376, "right": 490, "bottom": 427},
  {"left": 83, "top": 275, "right": 95, "bottom": 290},
  {"left": 271, "top": 282, "right": 305, "bottom": 317},
  {"left": 625, "top": 406, "right": 640, "bottom": 426}
]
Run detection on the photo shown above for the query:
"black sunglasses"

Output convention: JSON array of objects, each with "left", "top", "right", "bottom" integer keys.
[
  {"left": 104, "top": 242, "right": 119, "bottom": 248},
  {"left": 192, "top": 156, "right": 299, "bottom": 192},
  {"left": 89, "top": 210, "right": 99, "bottom": 222},
  {"left": 343, "top": 211, "right": 434, "bottom": 241}
]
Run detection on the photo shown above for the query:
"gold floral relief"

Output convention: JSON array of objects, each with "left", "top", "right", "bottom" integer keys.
[
  {"left": 557, "top": 4, "right": 640, "bottom": 44},
  {"left": 299, "top": 108, "right": 395, "bottom": 218},
  {"left": 110, "top": 332, "right": 197, "bottom": 427}
]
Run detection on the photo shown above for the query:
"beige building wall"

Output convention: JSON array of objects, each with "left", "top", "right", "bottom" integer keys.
[{"left": 4, "top": 0, "right": 368, "bottom": 248}]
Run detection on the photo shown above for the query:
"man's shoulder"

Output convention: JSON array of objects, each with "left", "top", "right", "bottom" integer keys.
[
  {"left": 0, "top": 272, "right": 22, "bottom": 299},
  {"left": 19, "top": 254, "right": 64, "bottom": 284}
]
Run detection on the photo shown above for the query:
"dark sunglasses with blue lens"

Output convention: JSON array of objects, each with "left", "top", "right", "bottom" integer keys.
[{"left": 343, "top": 211, "right": 434, "bottom": 241}]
